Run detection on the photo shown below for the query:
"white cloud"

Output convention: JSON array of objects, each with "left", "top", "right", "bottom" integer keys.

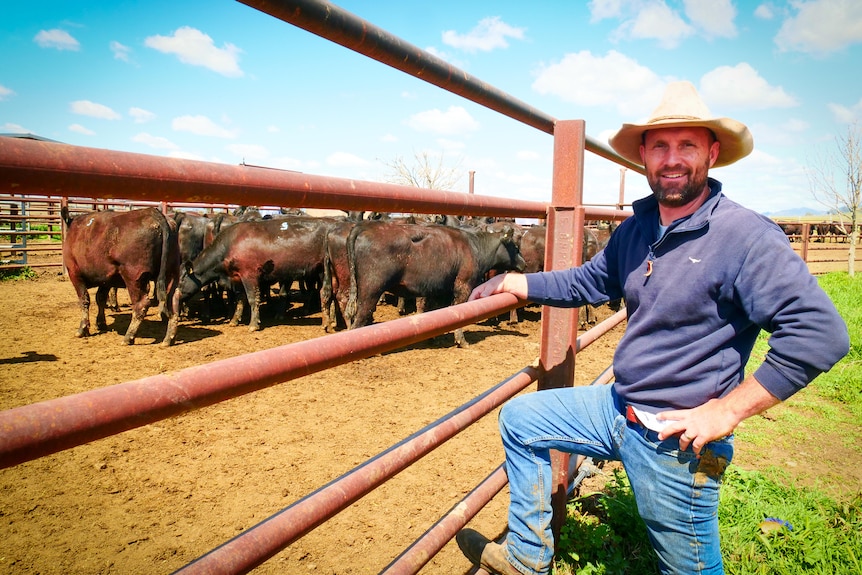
[
  {"left": 516, "top": 150, "right": 541, "bottom": 161},
  {"left": 172, "top": 115, "right": 237, "bottom": 138},
  {"left": 775, "top": 0, "right": 862, "bottom": 54},
  {"left": 68, "top": 124, "right": 95, "bottom": 135},
  {"left": 0, "top": 84, "right": 14, "bottom": 101},
  {"left": 227, "top": 143, "right": 269, "bottom": 159},
  {"left": 70, "top": 100, "right": 122, "bottom": 120},
  {"left": 405, "top": 105, "right": 480, "bottom": 135},
  {"left": 110, "top": 41, "right": 131, "bottom": 62},
  {"left": 754, "top": 3, "right": 776, "bottom": 19},
  {"left": 611, "top": 2, "right": 695, "bottom": 49},
  {"left": 326, "top": 152, "right": 370, "bottom": 167},
  {"left": 129, "top": 107, "right": 155, "bottom": 123},
  {"left": 34, "top": 29, "right": 80, "bottom": 51},
  {"left": 266, "top": 125, "right": 280, "bottom": 133},
  {"left": 532, "top": 50, "right": 665, "bottom": 117},
  {"left": 683, "top": 0, "right": 737, "bottom": 39},
  {"left": 2, "top": 122, "right": 28, "bottom": 133},
  {"left": 592, "top": 0, "right": 739, "bottom": 47},
  {"left": 782, "top": 118, "right": 809, "bottom": 133},
  {"left": 267, "top": 156, "right": 305, "bottom": 171},
  {"left": 168, "top": 150, "right": 206, "bottom": 161},
  {"left": 132, "top": 132, "right": 178, "bottom": 150},
  {"left": 442, "top": 16, "right": 525, "bottom": 53},
  {"left": 589, "top": 0, "right": 625, "bottom": 22},
  {"left": 700, "top": 63, "right": 798, "bottom": 109},
  {"left": 381, "top": 133, "right": 398, "bottom": 142},
  {"left": 145, "top": 26, "right": 243, "bottom": 77},
  {"left": 827, "top": 98, "right": 862, "bottom": 123}
]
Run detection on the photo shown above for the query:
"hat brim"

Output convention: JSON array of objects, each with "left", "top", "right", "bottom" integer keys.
[{"left": 609, "top": 117, "right": 753, "bottom": 168}]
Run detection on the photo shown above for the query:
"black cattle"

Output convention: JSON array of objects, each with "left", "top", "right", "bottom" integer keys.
[
  {"left": 344, "top": 221, "right": 525, "bottom": 347},
  {"left": 61, "top": 206, "right": 180, "bottom": 346},
  {"left": 172, "top": 211, "right": 210, "bottom": 265},
  {"left": 180, "top": 216, "right": 337, "bottom": 332},
  {"left": 778, "top": 222, "right": 803, "bottom": 241},
  {"left": 509, "top": 223, "right": 622, "bottom": 326}
]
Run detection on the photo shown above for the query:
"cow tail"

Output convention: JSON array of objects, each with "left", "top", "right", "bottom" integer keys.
[
  {"left": 321, "top": 230, "right": 334, "bottom": 309},
  {"left": 345, "top": 223, "right": 363, "bottom": 322},
  {"left": 154, "top": 209, "right": 172, "bottom": 317}
]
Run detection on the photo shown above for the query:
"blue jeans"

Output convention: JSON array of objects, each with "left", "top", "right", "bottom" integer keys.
[{"left": 498, "top": 383, "right": 734, "bottom": 575}]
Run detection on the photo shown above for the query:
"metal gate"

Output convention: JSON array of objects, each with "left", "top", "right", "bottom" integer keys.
[{"left": 0, "top": 1, "right": 638, "bottom": 572}]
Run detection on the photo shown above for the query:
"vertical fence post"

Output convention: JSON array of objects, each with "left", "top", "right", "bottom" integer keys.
[{"left": 540, "top": 119, "right": 586, "bottom": 542}]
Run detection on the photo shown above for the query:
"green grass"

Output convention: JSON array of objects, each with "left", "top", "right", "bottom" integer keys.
[
  {"left": 0, "top": 266, "right": 37, "bottom": 281},
  {"left": 553, "top": 272, "right": 862, "bottom": 574}
]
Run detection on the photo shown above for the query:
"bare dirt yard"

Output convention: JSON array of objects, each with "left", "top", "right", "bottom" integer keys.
[{"left": 0, "top": 268, "right": 858, "bottom": 575}]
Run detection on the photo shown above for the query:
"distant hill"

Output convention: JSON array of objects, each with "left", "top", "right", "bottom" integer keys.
[{"left": 762, "top": 207, "right": 828, "bottom": 218}]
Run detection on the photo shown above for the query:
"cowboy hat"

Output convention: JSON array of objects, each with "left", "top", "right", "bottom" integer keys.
[{"left": 608, "top": 81, "right": 753, "bottom": 168}]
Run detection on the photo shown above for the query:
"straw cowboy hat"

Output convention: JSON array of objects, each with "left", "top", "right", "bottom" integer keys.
[{"left": 609, "top": 81, "right": 753, "bottom": 168}]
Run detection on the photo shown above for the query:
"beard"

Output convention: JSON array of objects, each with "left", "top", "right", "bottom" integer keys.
[{"left": 646, "top": 157, "right": 711, "bottom": 208}]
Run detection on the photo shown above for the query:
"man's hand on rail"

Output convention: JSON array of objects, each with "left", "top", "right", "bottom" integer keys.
[{"left": 468, "top": 272, "right": 529, "bottom": 301}]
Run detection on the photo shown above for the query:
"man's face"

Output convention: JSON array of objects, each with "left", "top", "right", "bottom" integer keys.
[{"left": 640, "top": 127, "right": 720, "bottom": 208}]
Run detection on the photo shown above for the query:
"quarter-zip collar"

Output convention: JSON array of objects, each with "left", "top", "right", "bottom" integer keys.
[{"left": 632, "top": 178, "right": 723, "bottom": 246}]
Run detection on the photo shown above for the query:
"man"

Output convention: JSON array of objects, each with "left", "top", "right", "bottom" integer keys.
[{"left": 456, "top": 81, "right": 849, "bottom": 575}]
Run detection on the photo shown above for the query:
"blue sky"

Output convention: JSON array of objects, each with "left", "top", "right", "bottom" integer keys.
[{"left": 2, "top": 0, "right": 862, "bottom": 215}]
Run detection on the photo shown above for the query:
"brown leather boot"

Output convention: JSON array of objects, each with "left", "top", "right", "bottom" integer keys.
[{"left": 456, "top": 528, "right": 522, "bottom": 575}]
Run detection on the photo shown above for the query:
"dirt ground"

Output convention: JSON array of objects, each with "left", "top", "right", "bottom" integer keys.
[
  {"left": 0, "top": 269, "right": 858, "bottom": 575},
  {"left": 0, "top": 271, "right": 625, "bottom": 575}
]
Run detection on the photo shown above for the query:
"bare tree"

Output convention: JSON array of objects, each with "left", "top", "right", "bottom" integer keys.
[
  {"left": 806, "top": 121, "right": 861, "bottom": 276},
  {"left": 380, "top": 150, "right": 464, "bottom": 191}
]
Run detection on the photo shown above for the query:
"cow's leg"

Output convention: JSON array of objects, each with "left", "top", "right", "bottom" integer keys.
[
  {"left": 107, "top": 286, "right": 120, "bottom": 311},
  {"left": 160, "top": 287, "right": 180, "bottom": 347},
  {"left": 229, "top": 287, "right": 245, "bottom": 327},
  {"left": 275, "top": 282, "right": 290, "bottom": 321},
  {"left": 349, "top": 284, "right": 380, "bottom": 329},
  {"left": 243, "top": 279, "right": 262, "bottom": 332},
  {"left": 95, "top": 286, "right": 111, "bottom": 332},
  {"left": 73, "top": 283, "right": 91, "bottom": 338},
  {"left": 123, "top": 281, "right": 149, "bottom": 345}
]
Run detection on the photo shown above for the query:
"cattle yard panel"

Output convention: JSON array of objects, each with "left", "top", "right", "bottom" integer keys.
[{"left": 0, "top": 1, "right": 639, "bottom": 573}]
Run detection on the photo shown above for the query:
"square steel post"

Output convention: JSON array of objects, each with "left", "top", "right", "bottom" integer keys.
[{"left": 539, "top": 119, "right": 587, "bottom": 542}]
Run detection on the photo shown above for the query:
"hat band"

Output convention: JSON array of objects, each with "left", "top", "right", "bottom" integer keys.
[{"left": 647, "top": 114, "right": 707, "bottom": 124}]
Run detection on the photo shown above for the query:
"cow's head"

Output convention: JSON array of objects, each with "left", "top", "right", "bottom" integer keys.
[
  {"left": 493, "top": 224, "right": 526, "bottom": 273},
  {"left": 179, "top": 261, "right": 203, "bottom": 301}
]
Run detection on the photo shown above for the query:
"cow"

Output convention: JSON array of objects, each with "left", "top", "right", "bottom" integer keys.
[
  {"left": 343, "top": 221, "right": 525, "bottom": 347},
  {"left": 179, "top": 216, "right": 338, "bottom": 332},
  {"left": 508, "top": 223, "right": 622, "bottom": 326},
  {"left": 61, "top": 206, "right": 180, "bottom": 346},
  {"left": 778, "top": 222, "right": 803, "bottom": 242}
]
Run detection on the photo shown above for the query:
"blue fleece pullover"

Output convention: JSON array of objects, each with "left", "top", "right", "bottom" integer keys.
[{"left": 526, "top": 178, "right": 849, "bottom": 414}]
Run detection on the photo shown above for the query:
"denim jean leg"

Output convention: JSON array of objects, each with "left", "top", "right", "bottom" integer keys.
[
  {"left": 498, "top": 384, "right": 622, "bottom": 575},
  {"left": 620, "top": 425, "right": 734, "bottom": 575}
]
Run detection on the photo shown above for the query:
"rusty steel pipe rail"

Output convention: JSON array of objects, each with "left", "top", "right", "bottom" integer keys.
[
  {"left": 174, "top": 368, "right": 537, "bottom": 575},
  {"left": 0, "top": 293, "right": 521, "bottom": 470},
  {"left": 0, "top": 137, "right": 548, "bottom": 219},
  {"left": 381, "top": 465, "right": 509, "bottom": 575},
  {"left": 577, "top": 308, "right": 627, "bottom": 351},
  {"left": 381, "top": 362, "right": 619, "bottom": 575},
  {"left": 238, "top": 0, "right": 645, "bottom": 174}
]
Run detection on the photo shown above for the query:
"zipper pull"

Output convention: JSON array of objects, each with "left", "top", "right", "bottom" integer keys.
[{"left": 644, "top": 247, "right": 655, "bottom": 277}]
